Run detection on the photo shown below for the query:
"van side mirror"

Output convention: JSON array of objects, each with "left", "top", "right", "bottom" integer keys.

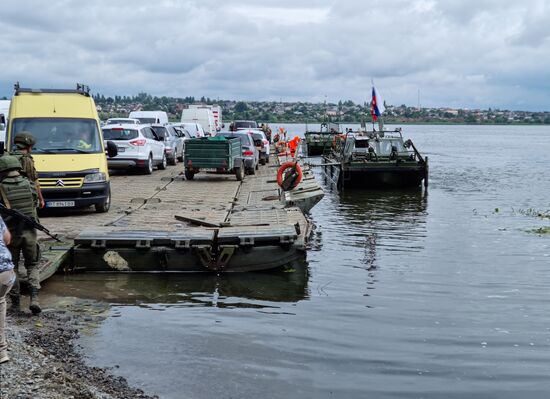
[
  {"left": 106, "top": 141, "right": 118, "bottom": 158},
  {"left": 0, "top": 115, "right": 5, "bottom": 125}
]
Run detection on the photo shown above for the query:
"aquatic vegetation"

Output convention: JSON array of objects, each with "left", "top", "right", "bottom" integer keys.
[
  {"left": 526, "top": 227, "right": 550, "bottom": 235},
  {"left": 514, "top": 208, "right": 550, "bottom": 219}
]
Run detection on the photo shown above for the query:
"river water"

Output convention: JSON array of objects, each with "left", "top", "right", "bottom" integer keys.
[{"left": 42, "top": 124, "right": 550, "bottom": 398}]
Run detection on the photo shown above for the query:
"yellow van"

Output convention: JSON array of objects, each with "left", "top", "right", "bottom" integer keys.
[{"left": 5, "top": 83, "right": 117, "bottom": 212}]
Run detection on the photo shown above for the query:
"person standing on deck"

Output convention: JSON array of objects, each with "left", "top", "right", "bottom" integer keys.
[
  {"left": 10, "top": 132, "right": 45, "bottom": 209},
  {"left": 0, "top": 218, "right": 15, "bottom": 364},
  {"left": 0, "top": 156, "right": 41, "bottom": 314},
  {"left": 0, "top": 216, "right": 15, "bottom": 363}
]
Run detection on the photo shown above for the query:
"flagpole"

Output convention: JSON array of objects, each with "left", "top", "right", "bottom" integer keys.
[{"left": 370, "top": 78, "right": 376, "bottom": 132}]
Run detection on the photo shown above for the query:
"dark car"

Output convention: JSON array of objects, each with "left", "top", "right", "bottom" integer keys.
[
  {"left": 215, "top": 131, "right": 259, "bottom": 174},
  {"left": 229, "top": 120, "right": 258, "bottom": 131}
]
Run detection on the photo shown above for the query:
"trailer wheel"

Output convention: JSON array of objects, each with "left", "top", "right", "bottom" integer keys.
[
  {"left": 235, "top": 167, "right": 244, "bottom": 181},
  {"left": 185, "top": 169, "right": 195, "bottom": 180}
]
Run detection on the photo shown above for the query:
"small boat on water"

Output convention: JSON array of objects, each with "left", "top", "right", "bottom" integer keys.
[
  {"left": 322, "top": 128, "right": 428, "bottom": 189},
  {"left": 304, "top": 122, "right": 341, "bottom": 156}
]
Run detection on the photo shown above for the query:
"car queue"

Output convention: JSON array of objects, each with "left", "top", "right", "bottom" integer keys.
[{"left": 103, "top": 113, "right": 272, "bottom": 178}]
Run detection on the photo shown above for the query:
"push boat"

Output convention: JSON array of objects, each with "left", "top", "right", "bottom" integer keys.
[
  {"left": 304, "top": 122, "right": 341, "bottom": 156},
  {"left": 322, "top": 128, "right": 428, "bottom": 189}
]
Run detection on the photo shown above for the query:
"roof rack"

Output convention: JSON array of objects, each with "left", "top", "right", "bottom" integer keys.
[{"left": 13, "top": 82, "right": 91, "bottom": 97}]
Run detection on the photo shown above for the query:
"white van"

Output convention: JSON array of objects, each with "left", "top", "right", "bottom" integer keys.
[
  {"left": 180, "top": 106, "right": 215, "bottom": 135},
  {"left": 129, "top": 111, "right": 168, "bottom": 125},
  {"left": 0, "top": 100, "right": 10, "bottom": 143}
]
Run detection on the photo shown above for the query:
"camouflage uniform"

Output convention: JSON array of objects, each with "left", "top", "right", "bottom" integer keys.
[
  {"left": 10, "top": 132, "right": 41, "bottom": 202},
  {"left": 0, "top": 155, "right": 41, "bottom": 314}
]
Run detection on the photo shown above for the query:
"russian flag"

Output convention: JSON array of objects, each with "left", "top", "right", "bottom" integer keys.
[{"left": 371, "top": 86, "right": 385, "bottom": 122}]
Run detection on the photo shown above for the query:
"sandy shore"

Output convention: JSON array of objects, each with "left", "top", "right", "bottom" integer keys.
[{"left": 1, "top": 308, "right": 158, "bottom": 399}]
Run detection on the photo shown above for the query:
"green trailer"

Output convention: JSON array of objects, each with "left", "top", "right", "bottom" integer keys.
[{"left": 184, "top": 137, "right": 245, "bottom": 181}]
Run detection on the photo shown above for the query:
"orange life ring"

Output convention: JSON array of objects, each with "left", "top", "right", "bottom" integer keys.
[{"left": 277, "top": 161, "right": 303, "bottom": 191}]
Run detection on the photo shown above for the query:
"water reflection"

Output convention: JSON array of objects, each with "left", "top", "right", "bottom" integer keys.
[
  {"left": 305, "top": 186, "right": 429, "bottom": 306},
  {"left": 319, "top": 188, "right": 428, "bottom": 267},
  {"left": 42, "top": 260, "right": 309, "bottom": 309}
]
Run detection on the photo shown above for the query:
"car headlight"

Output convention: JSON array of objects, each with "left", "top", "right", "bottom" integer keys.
[{"left": 84, "top": 172, "right": 107, "bottom": 183}]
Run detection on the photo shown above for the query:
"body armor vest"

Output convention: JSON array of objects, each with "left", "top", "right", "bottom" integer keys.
[{"left": 0, "top": 175, "right": 38, "bottom": 226}]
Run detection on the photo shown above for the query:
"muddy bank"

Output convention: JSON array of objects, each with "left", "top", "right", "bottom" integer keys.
[{"left": 0, "top": 308, "right": 158, "bottom": 399}]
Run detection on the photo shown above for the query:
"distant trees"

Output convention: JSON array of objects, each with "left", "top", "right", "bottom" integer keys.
[{"left": 234, "top": 102, "right": 248, "bottom": 113}]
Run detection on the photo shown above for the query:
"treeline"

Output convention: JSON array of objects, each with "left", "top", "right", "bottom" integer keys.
[{"left": 93, "top": 93, "right": 550, "bottom": 124}]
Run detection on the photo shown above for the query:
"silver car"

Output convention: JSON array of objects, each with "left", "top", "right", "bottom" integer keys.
[
  {"left": 103, "top": 124, "right": 167, "bottom": 174},
  {"left": 215, "top": 131, "right": 259, "bottom": 175},
  {"left": 151, "top": 124, "right": 184, "bottom": 165}
]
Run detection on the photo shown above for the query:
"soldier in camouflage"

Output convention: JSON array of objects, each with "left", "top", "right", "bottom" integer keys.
[
  {"left": 0, "top": 155, "right": 41, "bottom": 314},
  {"left": 10, "top": 132, "right": 45, "bottom": 209}
]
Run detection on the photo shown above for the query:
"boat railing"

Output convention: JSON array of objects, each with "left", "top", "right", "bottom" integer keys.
[{"left": 353, "top": 127, "right": 404, "bottom": 140}]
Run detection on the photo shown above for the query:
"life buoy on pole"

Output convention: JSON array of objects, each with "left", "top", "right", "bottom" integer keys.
[{"left": 277, "top": 161, "right": 303, "bottom": 191}]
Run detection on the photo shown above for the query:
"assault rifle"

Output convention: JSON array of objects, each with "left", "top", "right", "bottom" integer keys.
[{"left": 0, "top": 203, "right": 61, "bottom": 242}]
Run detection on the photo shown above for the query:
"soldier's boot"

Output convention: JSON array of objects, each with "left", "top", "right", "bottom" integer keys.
[
  {"left": 29, "top": 288, "right": 42, "bottom": 315},
  {"left": 7, "top": 278, "right": 21, "bottom": 314}
]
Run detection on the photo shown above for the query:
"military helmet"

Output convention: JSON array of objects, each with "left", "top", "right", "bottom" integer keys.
[
  {"left": 0, "top": 155, "right": 23, "bottom": 172},
  {"left": 14, "top": 132, "right": 36, "bottom": 147}
]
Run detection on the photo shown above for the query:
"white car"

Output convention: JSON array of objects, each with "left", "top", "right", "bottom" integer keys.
[
  {"left": 105, "top": 118, "right": 140, "bottom": 125},
  {"left": 249, "top": 130, "right": 270, "bottom": 165},
  {"left": 102, "top": 124, "right": 167, "bottom": 174}
]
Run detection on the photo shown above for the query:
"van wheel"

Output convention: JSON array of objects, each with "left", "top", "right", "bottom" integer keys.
[
  {"left": 260, "top": 158, "right": 266, "bottom": 166},
  {"left": 177, "top": 154, "right": 184, "bottom": 162},
  {"left": 144, "top": 154, "right": 153, "bottom": 174},
  {"left": 95, "top": 189, "right": 111, "bottom": 213},
  {"left": 158, "top": 154, "right": 167, "bottom": 170},
  {"left": 169, "top": 155, "right": 177, "bottom": 166}
]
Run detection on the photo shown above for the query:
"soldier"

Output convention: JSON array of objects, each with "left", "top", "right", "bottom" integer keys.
[
  {"left": 0, "top": 156, "right": 41, "bottom": 314},
  {"left": 10, "top": 132, "right": 45, "bottom": 209}
]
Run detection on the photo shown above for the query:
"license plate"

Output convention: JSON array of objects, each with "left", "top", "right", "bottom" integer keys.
[
  {"left": 46, "top": 201, "right": 75, "bottom": 208},
  {"left": 117, "top": 147, "right": 125, "bottom": 152},
  {"left": 201, "top": 168, "right": 217, "bottom": 172}
]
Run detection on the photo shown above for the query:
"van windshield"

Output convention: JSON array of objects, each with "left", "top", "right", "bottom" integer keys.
[
  {"left": 11, "top": 118, "right": 103, "bottom": 154},
  {"left": 136, "top": 118, "right": 156, "bottom": 124},
  {"left": 107, "top": 119, "right": 136, "bottom": 125}
]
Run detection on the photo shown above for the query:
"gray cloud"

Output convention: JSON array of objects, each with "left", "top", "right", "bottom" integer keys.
[{"left": 0, "top": 0, "right": 549, "bottom": 110}]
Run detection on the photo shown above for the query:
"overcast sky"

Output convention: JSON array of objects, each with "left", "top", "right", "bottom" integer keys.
[{"left": 1, "top": 0, "right": 549, "bottom": 110}]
